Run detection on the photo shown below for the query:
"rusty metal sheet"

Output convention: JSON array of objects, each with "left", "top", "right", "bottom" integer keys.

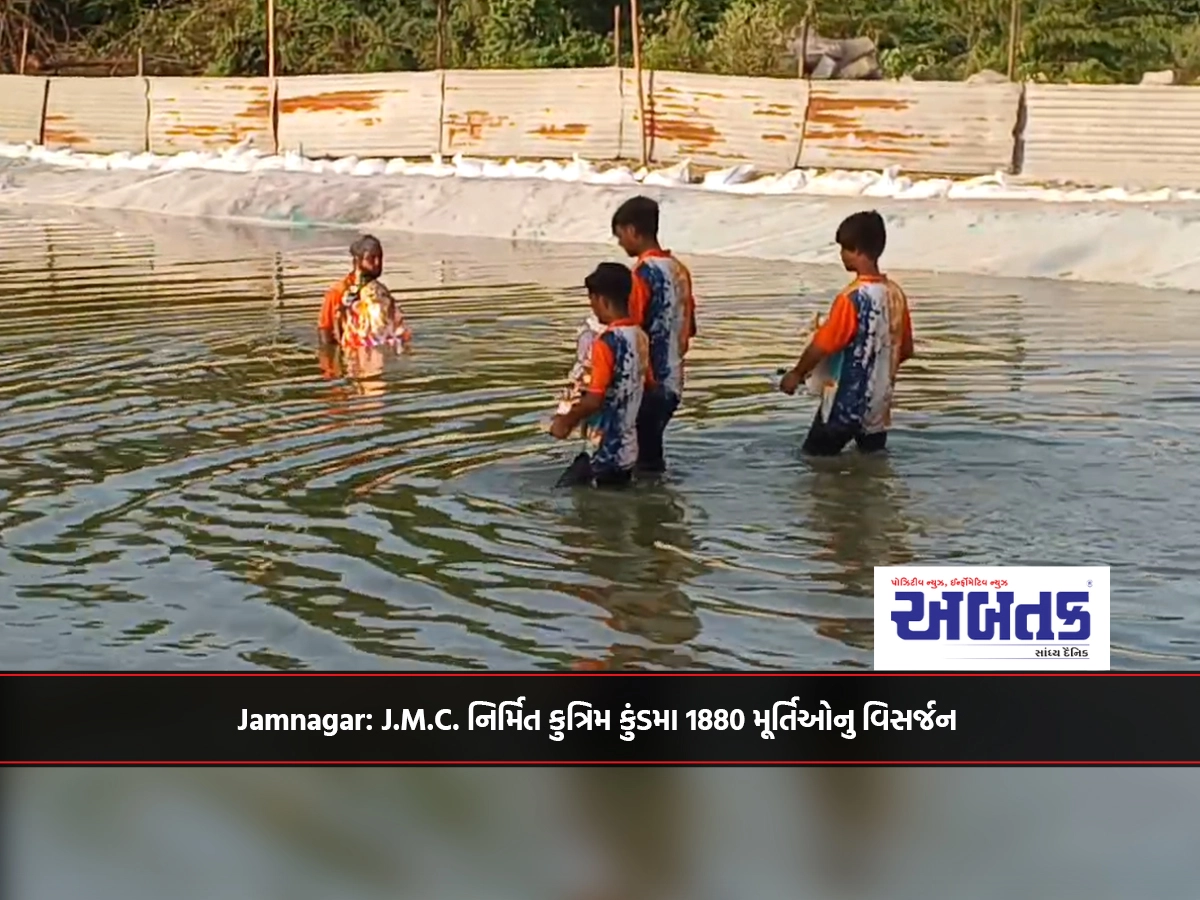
[
  {"left": 619, "top": 69, "right": 646, "bottom": 162},
  {"left": 43, "top": 77, "right": 148, "bottom": 154},
  {"left": 1021, "top": 84, "right": 1200, "bottom": 188},
  {"left": 442, "top": 68, "right": 622, "bottom": 160},
  {"left": 644, "top": 71, "right": 807, "bottom": 171},
  {"left": 800, "top": 81, "right": 1021, "bottom": 175},
  {"left": 276, "top": 72, "right": 443, "bottom": 159},
  {"left": 148, "top": 77, "right": 273, "bottom": 155},
  {"left": 0, "top": 75, "right": 48, "bottom": 144}
]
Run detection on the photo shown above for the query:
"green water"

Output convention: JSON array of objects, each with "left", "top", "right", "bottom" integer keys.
[{"left": 0, "top": 206, "right": 1196, "bottom": 669}]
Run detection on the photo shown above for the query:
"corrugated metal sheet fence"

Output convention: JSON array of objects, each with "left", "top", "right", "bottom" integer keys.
[
  {"left": 644, "top": 71, "right": 807, "bottom": 170},
  {"left": 441, "top": 68, "right": 624, "bottom": 160},
  {"left": 0, "top": 75, "right": 48, "bottom": 144},
  {"left": 5, "top": 70, "right": 1200, "bottom": 187},
  {"left": 148, "top": 78, "right": 274, "bottom": 155},
  {"left": 43, "top": 76, "right": 148, "bottom": 153},
  {"left": 799, "top": 80, "right": 1021, "bottom": 175},
  {"left": 276, "top": 72, "right": 444, "bottom": 159},
  {"left": 1022, "top": 84, "right": 1200, "bottom": 188}
]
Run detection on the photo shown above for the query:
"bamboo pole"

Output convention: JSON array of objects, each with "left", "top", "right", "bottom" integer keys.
[
  {"left": 614, "top": 5, "right": 624, "bottom": 69},
  {"left": 1006, "top": 0, "right": 1021, "bottom": 81},
  {"left": 19, "top": 26, "right": 29, "bottom": 75},
  {"left": 436, "top": 0, "right": 446, "bottom": 69},
  {"left": 629, "top": 0, "right": 647, "bottom": 168},
  {"left": 267, "top": 0, "right": 276, "bottom": 80},
  {"left": 614, "top": 6, "right": 624, "bottom": 68},
  {"left": 797, "top": 17, "right": 810, "bottom": 78},
  {"left": 798, "top": 0, "right": 815, "bottom": 79},
  {"left": 267, "top": 0, "right": 278, "bottom": 154}
]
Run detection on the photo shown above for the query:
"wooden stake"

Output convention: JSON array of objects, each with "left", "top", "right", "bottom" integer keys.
[
  {"left": 798, "top": 0, "right": 815, "bottom": 79},
  {"left": 436, "top": 0, "right": 446, "bottom": 69},
  {"left": 629, "top": 0, "right": 647, "bottom": 167},
  {"left": 613, "top": 5, "right": 621, "bottom": 69},
  {"left": 267, "top": 0, "right": 279, "bottom": 154},
  {"left": 1006, "top": 0, "right": 1021, "bottom": 81},
  {"left": 137, "top": 47, "right": 144, "bottom": 77},
  {"left": 267, "top": 0, "right": 277, "bottom": 79},
  {"left": 19, "top": 26, "right": 29, "bottom": 75}
]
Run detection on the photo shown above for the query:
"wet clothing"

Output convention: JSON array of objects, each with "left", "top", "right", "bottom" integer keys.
[
  {"left": 802, "top": 410, "right": 890, "bottom": 457},
  {"left": 556, "top": 452, "right": 634, "bottom": 489},
  {"left": 635, "top": 387, "right": 680, "bottom": 474},
  {"left": 319, "top": 272, "right": 410, "bottom": 349},
  {"left": 804, "top": 274, "right": 912, "bottom": 453},
  {"left": 556, "top": 317, "right": 649, "bottom": 488},
  {"left": 629, "top": 249, "right": 695, "bottom": 471}
]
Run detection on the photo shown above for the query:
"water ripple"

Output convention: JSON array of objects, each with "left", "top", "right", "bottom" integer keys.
[{"left": 1, "top": 206, "right": 1198, "bottom": 669}]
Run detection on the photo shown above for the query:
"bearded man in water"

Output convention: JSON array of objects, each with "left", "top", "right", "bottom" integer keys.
[{"left": 317, "top": 234, "right": 411, "bottom": 350}]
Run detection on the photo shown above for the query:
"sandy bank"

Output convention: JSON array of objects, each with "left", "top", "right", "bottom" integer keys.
[{"left": 3, "top": 157, "right": 1200, "bottom": 292}]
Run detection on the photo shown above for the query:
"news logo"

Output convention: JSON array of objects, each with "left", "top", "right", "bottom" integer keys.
[{"left": 873, "top": 566, "right": 1110, "bottom": 670}]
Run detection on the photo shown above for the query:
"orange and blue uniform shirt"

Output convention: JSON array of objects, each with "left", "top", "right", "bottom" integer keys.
[
  {"left": 810, "top": 274, "right": 913, "bottom": 433},
  {"left": 629, "top": 250, "right": 696, "bottom": 400},
  {"left": 587, "top": 319, "right": 650, "bottom": 472}
]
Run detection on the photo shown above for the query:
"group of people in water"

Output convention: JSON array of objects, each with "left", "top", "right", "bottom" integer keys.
[{"left": 317, "top": 197, "right": 914, "bottom": 489}]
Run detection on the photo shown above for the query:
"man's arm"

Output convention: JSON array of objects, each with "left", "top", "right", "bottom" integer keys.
[
  {"left": 780, "top": 292, "right": 856, "bottom": 394},
  {"left": 785, "top": 342, "right": 829, "bottom": 388},
  {"left": 553, "top": 392, "right": 604, "bottom": 437},
  {"left": 682, "top": 266, "right": 697, "bottom": 338},
  {"left": 551, "top": 338, "right": 612, "bottom": 438},
  {"left": 629, "top": 266, "right": 652, "bottom": 331},
  {"left": 317, "top": 284, "right": 342, "bottom": 345},
  {"left": 898, "top": 306, "right": 914, "bottom": 365}
]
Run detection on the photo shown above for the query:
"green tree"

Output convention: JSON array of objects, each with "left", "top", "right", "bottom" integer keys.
[{"left": 5, "top": 0, "right": 1200, "bottom": 81}]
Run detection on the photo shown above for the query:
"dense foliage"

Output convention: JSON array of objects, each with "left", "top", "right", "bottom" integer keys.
[{"left": 3, "top": 0, "right": 1200, "bottom": 82}]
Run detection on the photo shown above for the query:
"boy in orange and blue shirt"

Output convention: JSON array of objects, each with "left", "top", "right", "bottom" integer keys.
[
  {"left": 611, "top": 196, "right": 696, "bottom": 475},
  {"left": 779, "top": 210, "right": 914, "bottom": 455},
  {"left": 551, "top": 263, "right": 649, "bottom": 488}
]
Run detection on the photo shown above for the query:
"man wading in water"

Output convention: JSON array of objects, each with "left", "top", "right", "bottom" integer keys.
[{"left": 317, "top": 234, "right": 411, "bottom": 350}]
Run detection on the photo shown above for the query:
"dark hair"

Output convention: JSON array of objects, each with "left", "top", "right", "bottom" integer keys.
[
  {"left": 835, "top": 211, "right": 886, "bottom": 261},
  {"left": 611, "top": 196, "right": 659, "bottom": 239},
  {"left": 350, "top": 234, "right": 383, "bottom": 259},
  {"left": 584, "top": 262, "right": 633, "bottom": 315}
]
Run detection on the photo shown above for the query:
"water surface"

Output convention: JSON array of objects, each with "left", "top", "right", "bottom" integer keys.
[{"left": 0, "top": 206, "right": 1196, "bottom": 669}]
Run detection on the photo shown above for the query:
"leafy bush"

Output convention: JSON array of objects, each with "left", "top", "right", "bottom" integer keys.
[
  {"left": 707, "top": 0, "right": 799, "bottom": 77},
  {"left": 4, "top": 0, "right": 1200, "bottom": 82}
]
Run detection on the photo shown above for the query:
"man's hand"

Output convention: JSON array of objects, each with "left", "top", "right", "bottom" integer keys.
[
  {"left": 550, "top": 415, "right": 573, "bottom": 440},
  {"left": 779, "top": 367, "right": 803, "bottom": 395}
]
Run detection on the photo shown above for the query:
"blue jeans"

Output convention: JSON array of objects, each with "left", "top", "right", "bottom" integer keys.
[
  {"left": 556, "top": 452, "right": 633, "bottom": 489},
  {"left": 636, "top": 387, "right": 680, "bottom": 473},
  {"left": 802, "top": 410, "right": 887, "bottom": 456}
]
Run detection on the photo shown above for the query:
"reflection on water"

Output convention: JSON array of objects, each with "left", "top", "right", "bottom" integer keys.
[
  {"left": 9, "top": 767, "right": 1200, "bottom": 900},
  {"left": 801, "top": 454, "right": 914, "bottom": 652},
  {"left": 564, "top": 485, "right": 704, "bottom": 669},
  {"left": 1, "top": 205, "right": 1199, "bottom": 669}
]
